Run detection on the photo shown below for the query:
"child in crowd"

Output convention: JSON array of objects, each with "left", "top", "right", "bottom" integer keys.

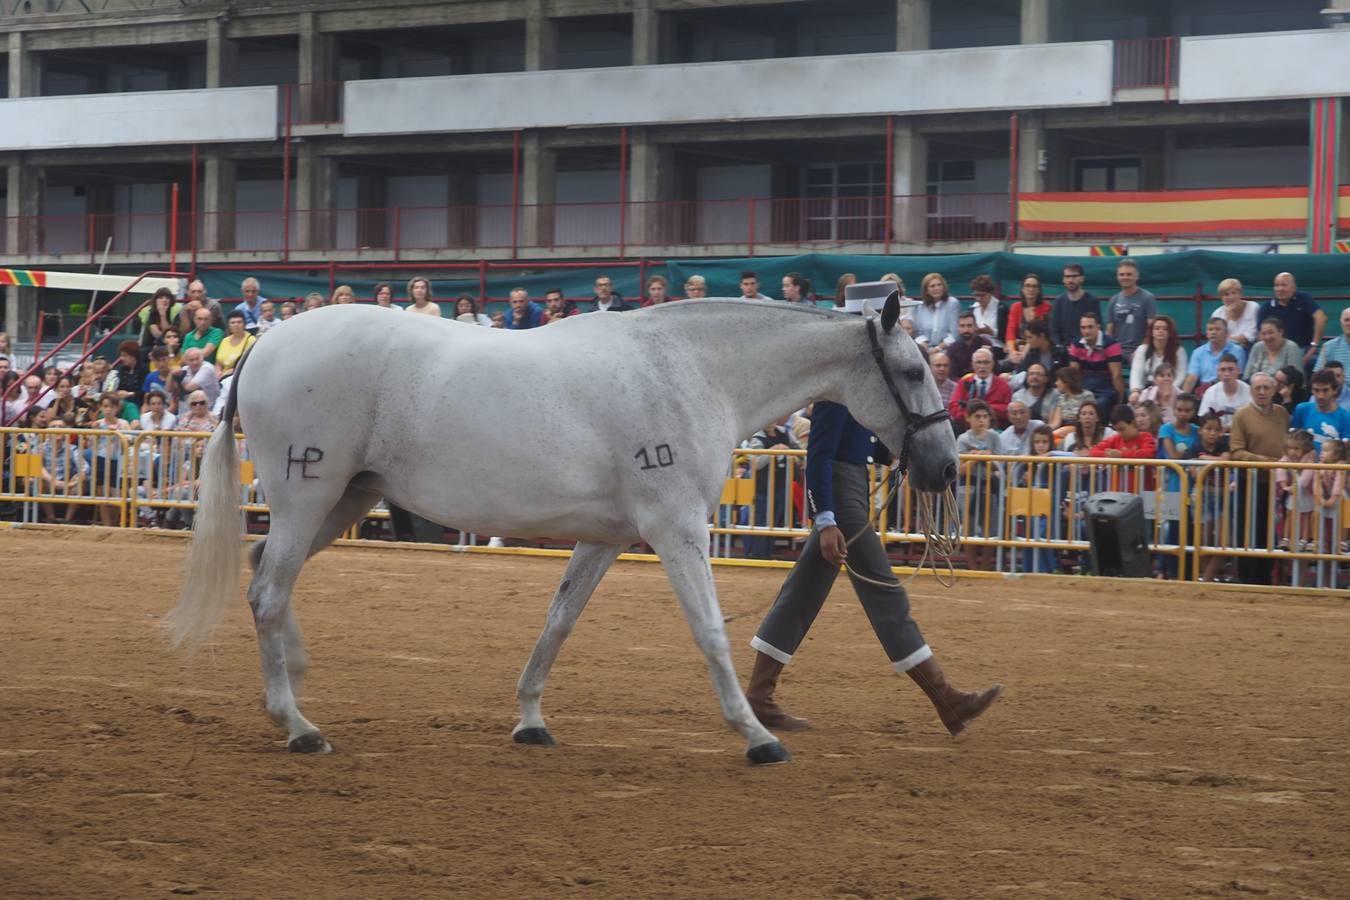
[
  {"left": 92, "top": 393, "right": 131, "bottom": 527},
  {"left": 280, "top": 301, "right": 297, "bottom": 321},
  {"left": 956, "top": 399, "right": 1002, "bottom": 571},
  {"left": 1089, "top": 404, "right": 1157, "bottom": 458},
  {"left": 1158, "top": 393, "right": 1199, "bottom": 460},
  {"left": 1274, "top": 430, "right": 1317, "bottom": 551},
  {"left": 1134, "top": 401, "right": 1163, "bottom": 439},
  {"left": 1018, "top": 424, "right": 1059, "bottom": 574},
  {"left": 1192, "top": 412, "right": 1231, "bottom": 581},
  {"left": 1139, "top": 363, "right": 1179, "bottom": 424},
  {"left": 1310, "top": 439, "right": 1347, "bottom": 555},
  {"left": 1194, "top": 412, "right": 1229, "bottom": 461}
]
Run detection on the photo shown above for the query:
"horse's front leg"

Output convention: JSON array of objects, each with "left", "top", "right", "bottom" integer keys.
[
  {"left": 512, "top": 542, "right": 624, "bottom": 747},
  {"left": 648, "top": 526, "right": 789, "bottom": 765}
]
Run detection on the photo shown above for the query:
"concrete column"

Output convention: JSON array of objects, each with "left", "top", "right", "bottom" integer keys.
[
  {"left": 627, "top": 127, "right": 672, "bottom": 247},
  {"left": 521, "top": 133, "right": 556, "bottom": 250},
  {"left": 890, "top": 121, "right": 928, "bottom": 244},
  {"left": 295, "top": 144, "right": 336, "bottom": 250},
  {"left": 446, "top": 171, "right": 477, "bottom": 248},
  {"left": 1018, "top": 111, "right": 1046, "bottom": 194},
  {"left": 1021, "top": 0, "right": 1050, "bottom": 44},
  {"left": 206, "top": 18, "right": 239, "bottom": 88},
  {"left": 201, "top": 153, "right": 237, "bottom": 251},
  {"left": 896, "top": 0, "right": 930, "bottom": 52},
  {"left": 6, "top": 162, "right": 44, "bottom": 261},
  {"left": 8, "top": 32, "right": 42, "bottom": 97},
  {"left": 524, "top": 0, "right": 558, "bottom": 71},
  {"left": 298, "top": 11, "right": 335, "bottom": 85},
  {"left": 633, "top": 0, "right": 666, "bottom": 66}
]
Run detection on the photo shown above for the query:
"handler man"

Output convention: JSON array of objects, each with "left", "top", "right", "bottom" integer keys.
[{"left": 745, "top": 281, "right": 1003, "bottom": 737}]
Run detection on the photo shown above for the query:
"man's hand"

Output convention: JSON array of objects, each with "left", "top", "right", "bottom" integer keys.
[
  {"left": 1303, "top": 345, "right": 1317, "bottom": 363},
  {"left": 819, "top": 525, "right": 847, "bottom": 566}
]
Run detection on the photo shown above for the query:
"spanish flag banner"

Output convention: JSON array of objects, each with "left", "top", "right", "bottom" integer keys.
[{"left": 1019, "top": 187, "right": 1308, "bottom": 236}]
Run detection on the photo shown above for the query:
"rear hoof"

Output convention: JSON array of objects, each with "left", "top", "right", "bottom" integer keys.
[
  {"left": 746, "top": 741, "right": 791, "bottom": 765},
  {"left": 288, "top": 731, "right": 332, "bottom": 754},
  {"left": 512, "top": 726, "right": 556, "bottom": 747}
]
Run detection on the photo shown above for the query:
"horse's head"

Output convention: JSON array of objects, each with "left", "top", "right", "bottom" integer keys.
[{"left": 840, "top": 287, "right": 959, "bottom": 494}]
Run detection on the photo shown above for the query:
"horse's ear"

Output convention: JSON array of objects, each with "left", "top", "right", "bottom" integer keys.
[{"left": 881, "top": 290, "right": 901, "bottom": 334}]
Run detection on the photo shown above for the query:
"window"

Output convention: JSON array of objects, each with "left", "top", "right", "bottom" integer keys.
[
  {"left": 801, "top": 162, "right": 886, "bottom": 241},
  {"left": 1074, "top": 157, "right": 1142, "bottom": 192}
]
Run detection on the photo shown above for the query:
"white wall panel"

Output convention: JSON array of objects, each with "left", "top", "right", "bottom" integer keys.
[
  {"left": 1179, "top": 31, "right": 1350, "bottom": 103},
  {"left": 345, "top": 43, "right": 1113, "bottom": 136},
  {"left": 0, "top": 86, "right": 277, "bottom": 151}
]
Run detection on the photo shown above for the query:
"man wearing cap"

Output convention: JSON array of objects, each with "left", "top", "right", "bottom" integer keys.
[{"left": 744, "top": 281, "right": 1003, "bottom": 737}]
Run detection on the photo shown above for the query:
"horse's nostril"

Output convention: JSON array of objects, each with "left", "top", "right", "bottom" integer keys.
[{"left": 942, "top": 462, "right": 958, "bottom": 484}]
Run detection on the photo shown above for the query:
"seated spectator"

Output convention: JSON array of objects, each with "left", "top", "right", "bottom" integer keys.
[
  {"left": 909, "top": 273, "right": 960, "bottom": 351},
  {"left": 138, "top": 287, "right": 181, "bottom": 349},
  {"left": 643, "top": 275, "right": 673, "bottom": 307},
  {"left": 301, "top": 292, "right": 325, "bottom": 312},
  {"left": 998, "top": 400, "right": 1045, "bottom": 456},
  {"left": 161, "top": 328, "right": 183, "bottom": 367},
  {"left": 490, "top": 312, "right": 505, "bottom": 328},
  {"left": 591, "top": 275, "right": 632, "bottom": 312},
  {"left": 1244, "top": 317, "right": 1303, "bottom": 381},
  {"left": 330, "top": 284, "right": 356, "bottom": 305},
  {"left": 177, "top": 348, "right": 220, "bottom": 409},
  {"left": 1060, "top": 400, "right": 1112, "bottom": 455},
  {"left": 1139, "top": 363, "right": 1180, "bottom": 424},
  {"left": 503, "top": 288, "right": 546, "bottom": 330},
  {"left": 47, "top": 375, "right": 79, "bottom": 419},
  {"left": 1005, "top": 273, "right": 1051, "bottom": 348},
  {"left": 1262, "top": 272, "right": 1326, "bottom": 366},
  {"left": 215, "top": 311, "right": 256, "bottom": 378},
  {"left": 1133, "top": 401, "right": 1164, "bottom": 440},
  {"left": 1128, "top": 314, "right": 1187, "bottom": 403},
  {"left": 163, "top": 438, "right": 206, "bottom": 530},
  {"left": 928, "top": 350, "right": 958, "bottom": 408},
  {"left": 1089, "top": 404, "right": 1157, "bottom": 458},
  {"left": 739, "top": 271, "right": 770, "bottom": 300},
  {"left": 1315, "top": 306, "right": 1350, "bottom": 373},
  {"left": 1183, "top": 317, "right": 1247, "bottom": 395},
  {"left": 683, "top": 275, "right": 708, "bottom": 299},
  {"left": 92, "top": 393, "right": 132, "bottom": 526},
  {"left": 135, "top": 389, "right": 177, "bottom": 432},
  {"left": 969, "top": 274, "right": 1004, "bottom": 356},
  {"left": 108, "top": 340, "right": 148, "bottom": 418},
  {"left": 256, "top": 301, "right": 278, "bottom": 333},
  {"left": 279, "top": 301, "right": 298, "bottom": 321},
  {"left": 177, "top": 390, "right": 218, "bottom": 432},
  {"left": 945, "top": 310, "right": 992, "bottom": 380},
  {"left": 453, "top": 295, "right": 492, "bottom": 326},
  {"left": 1004, "top": 320, "right": 1062, "bottom": 388},
  {"left": 406, "top": 276, "right": 440, "bottom": 317},
  {"left": 1321, "top": 360, "right": 1350, "bottom": 413},
  {"left": 1198, "top": 354, "right": 1252, "bottom": 428},
  {"left": 38, "top": 414, "right": 87, "bottom": 522},
  {"left": 1290, "top": 370, "right": 1350, "bottom": 450},
  {"left": 1275, "top": 365, "right": 1309, "bottom": 413},
  {"left": 1047, "top": 365, "right": 1096, "bottom": 434},
  {"left": 955, "top": 399, "right": 1002, "bottom": 570},
  {"left": 182, "top": 307, "right": 223, "bottom": 364},
  {"left": 373, "top": 283, "right": 400, "bottom": 310},
  {"left": 180, "top": 279, "right": 224, "bottom": 330},
  {"left": 949, "top": 347, "right": 1010, "bottom": 430},
  {"left": 833, "top": 273, "right": 857, "bottom": 308},
  {"left": 542, "top": 288, "right": 579, "bottom": 323},
  {"left": 1068, "top": 311, "right": 1124, "bottom": 414},
  {"left": 1012, "top": 362, "right": 1059, "bottom": 422},
  {"left": 1210, "top": 278, "right": 1259, "bottom": 348},
  {"left": 235, "top": 277, "right": 266, "bottom": 333},
  {"left": 140, "top": 348, "right": 178, "bottom": 411}
]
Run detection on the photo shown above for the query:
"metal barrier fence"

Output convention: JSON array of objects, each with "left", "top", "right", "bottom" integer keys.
[{"left": 3, "top": 430, "right": 1345, "bottom": 588}]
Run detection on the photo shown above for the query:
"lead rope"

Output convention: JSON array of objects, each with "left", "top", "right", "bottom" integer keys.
[{"left": 841, "top": 465, "right": 961, "bottom": 590}]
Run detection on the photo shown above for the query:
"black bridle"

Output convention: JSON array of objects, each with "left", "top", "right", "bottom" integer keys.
[{"left": 865, "top": 316, "right": 951, "bottom": 474}]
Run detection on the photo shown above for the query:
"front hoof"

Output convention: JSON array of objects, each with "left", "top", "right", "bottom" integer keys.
[
  {"left": 512, "top": 726, "right": 556, "bottom": 747},
  {"left": 746, "top": 741, "right": 791, "bottom": 765},
  {"left": 288, "top": 731, "right": 332, "bottom": 754}
]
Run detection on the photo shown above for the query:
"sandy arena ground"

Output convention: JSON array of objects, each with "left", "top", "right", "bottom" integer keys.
[{"left": 1, "top": 527, "right": 1347, "bottom": 898}]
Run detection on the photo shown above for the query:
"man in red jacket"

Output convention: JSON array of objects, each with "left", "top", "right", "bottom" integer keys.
[{"left": 948, "top": 347, "right": 1011, "bottom": 430}]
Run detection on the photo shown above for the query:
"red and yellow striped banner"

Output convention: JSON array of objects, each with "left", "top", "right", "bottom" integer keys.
[
  {"left": 0, "top": 268, "right": 48, "bottom": 288},
  {"left": 1019, "top": 187, "right": 1308, "bottom": 235},
  {"left": 1335, "top": 241, "right": 1350, "bottom": 254},
  {"left": 1089, "top": 245, "right": 1128, "bottom": 256}
]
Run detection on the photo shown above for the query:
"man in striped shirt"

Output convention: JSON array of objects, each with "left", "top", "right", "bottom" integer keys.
[{"left": 1068, "top": 312, "right": 1124, "bottom": 414}]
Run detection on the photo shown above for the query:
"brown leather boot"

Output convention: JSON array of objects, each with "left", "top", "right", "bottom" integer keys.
[
  {"left": 745, "top": 651, "right": 810, "bottom": 731},
  {"left": 907, "top": 657, "right": 1003, "bottom": 737}
]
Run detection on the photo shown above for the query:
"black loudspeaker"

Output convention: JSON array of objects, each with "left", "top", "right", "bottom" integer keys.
[
  {"left": 1084, "top": 492, "right": 1151, "bottom": 578},
  {"left": 388, "top": 503, "right": 447, "bottom": 543}
]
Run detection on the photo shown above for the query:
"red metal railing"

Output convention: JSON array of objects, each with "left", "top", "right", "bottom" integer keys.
[
  {"left": 1114, "top": 37, "right": 1179, "bottom": 93},
  {"left": 280, "top": 81, "right": 343, "bottom": 126}
]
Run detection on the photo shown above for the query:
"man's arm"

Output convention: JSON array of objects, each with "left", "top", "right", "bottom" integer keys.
[
  {"left": 1306, "top": 308, "right": 1328, "bottom": 362},
  {"left": 1109, "top": 360, "right": 1125, "bottom": 398}
]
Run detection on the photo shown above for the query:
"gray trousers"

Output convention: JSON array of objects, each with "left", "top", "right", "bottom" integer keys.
[{"left": 751, "top": 462, "right": 932, "bottom": 673}]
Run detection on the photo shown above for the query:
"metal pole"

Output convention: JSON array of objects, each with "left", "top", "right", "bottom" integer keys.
[
  {"left": 281, "top": 86, "right": 293, "bottom": 262},
  {"left": 1008, "top": 112, "right": 1020, "bottom": 246},
  {"left": 478, "top": 258, "right": 488, "bottom": 306},
  {"left": 884, "top": 115, "right": 894, "bottom": 256},
  {"left": 169, "top": 182, "right": 180, "bottom": 274},
  {"left": 747, "top": 198, "right": 756, "bottom": 257},
  {"left": 618, "top": 126, "right": 629, "bottom": 258},
  {"left": 82, "top": 235, "right": 114, "bottom": 361},
  {"left": 190, "top": 143, "right": 199, "bottom": 277},
  {"left": 510, "top": 130, "right": 521, "bottom": 259}
]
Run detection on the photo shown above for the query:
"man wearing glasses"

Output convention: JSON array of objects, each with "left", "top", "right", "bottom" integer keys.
[{"left": 1050, "top": 264, "right": 1102, "bottom": 352}]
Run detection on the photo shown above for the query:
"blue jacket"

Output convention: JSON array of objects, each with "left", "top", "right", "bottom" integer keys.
[
  {"left": 804, "top": 400, "right": 892, "bottom": 526},
  {"left": 503, "top": 300, "right": 546, "bottom": 330}
]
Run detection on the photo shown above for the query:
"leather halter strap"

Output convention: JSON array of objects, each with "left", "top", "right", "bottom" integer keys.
[{"left": 865, "top": 316, "right": 951, "bottom": 473}]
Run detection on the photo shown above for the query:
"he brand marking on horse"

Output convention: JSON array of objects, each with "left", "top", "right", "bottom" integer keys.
[
  {"left": 286, "top": 444, "right": 324, "bottom": 480},
  {"left": 635, "top": 443, "right": 675, "bottom": 471}
]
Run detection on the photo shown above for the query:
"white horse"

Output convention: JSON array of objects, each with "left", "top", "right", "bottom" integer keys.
[{"left": 168, "top": 297, "right": 958, "bottom": 765}]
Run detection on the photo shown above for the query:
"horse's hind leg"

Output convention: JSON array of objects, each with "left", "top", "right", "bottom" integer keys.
[
  {"left": 648, "top": 525, "right": 788, "bottom": 765},
  {"left": 512, "top": 542, "right": 624, "bottom": 747}
]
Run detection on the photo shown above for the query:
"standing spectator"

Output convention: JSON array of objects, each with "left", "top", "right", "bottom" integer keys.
[
  {"left": 1315, "top": 306, "right": 1350, "bottom": 373},
  {"left": 1129, "top": 314, "right": 1187, "bottom": 402},
  {"left": 1229, "top": 373, "right": 1289, "bottom": 585},
  {"left": 945, "top": 310, "right": 992, "bottom": 380},
  {"left": 330, "top": 285, "right": 356, "bottom": 305},
  {"left": 1311, "top": 439, "right": 1347, "bottom": 558},
  {"left": 928, "top": 350, "right": 958, "bottom": 408},
  {"left": 683, "top": 275, "right": 708, "bottom": 299},
  {"left": 1012, "top": 362, "right": 1057, "bottom": 422},
  {"left": 739, "top": 271, "right": 771, "bottom": 300},
  {"left": 453, "top": 295, "right": 492, "bottom": 326},
  {"left": 909, "top": 273, "right": 961, "bottom": 351},
  {"left": 781, "top": 272, "right": 811, "bottom": 304},
  {"left": 998, "top": 400, "right": 1044, "bottom": 456},
  {"left": 642, "top": 275, "right": 673, "bottom": 307},
  {"left": 235, "top": 277, "right": 266, "bottom": 333},
  {"left": 1050, "top": 263, "right": 1101, "bottom": 351},
  {"left": 215, "top": 311, "right": 256, "bottom": 378},
  {"left": 1139, "top": 363, "right": 1180, "bottom": 424},
  {"left": 373, "top": 283, "right": 400, "bottom": 310},
  {"left": 968, "top": 274, "right": 1004, "bottom": 356},
  {"left": 1183, "top": 316, "right": 1247, "bottom": 394},
  {"left": 1290, "top": 370, "right": 1350, "bottom": 450},
  {"left": 182, "top": 307, "right": 223, "bottom": 363},
  {"left": 1261, "top": 272, "right": 1326, "bottom": 366},
  {"left": 955, "top": 400, "right": 1002, "bottom": 571},
  {"left": 1198, "top": 355, "right": 1252, "bottom": 428},
  {"left": 949, "top": 347, "right": 1011, "bottom": 430},
  {"left": 1193, "top": 411, "right": 1232, "bottom": 582},
  {"left": 742, "top": 416, "right": 799, "bottom": 560},
  {"left": 92, "top": 393, "right": 131, "bottom": 526},
  {"left": 1158, "top": 393, "right": 1200, "bottom": 460},
  {"left": 1068, "top": 312, "right": 1125, "bottom": 414},
  {"left": 591, "top": 275, "right": 632, "bottom": 312},
  {"left": 1274, "top": 430, "right": 1317, "bottom": 551},
  {"left": 1005, "top": 273, "right": 1051, "bottom": 347},
  {"left": 542, "top": 288, "right": 580, "bottom": 323},
  {"left": 503, "top": 287, "right": 546, "bottom": 330},
  {"left": 832, "top": 273, "right": 857, "bottom": 308},
  {"left": 405, "top": 276, "right": 440, "bottom": 317},
  {"left": 1018, "top": 424, "right": 1059, "bottom": 574},
  {"left": 1105, "top": 258, "right": 1157, "bottom": 361},
  {"left": 1210, "top": 278, "right": 1259, "bottom": 348},
  {"left": 1244, "top": 317, "right": 1303, "bottom": 381},
  {"left": 178, "top": 348, "right": 220, "bottom": 409}
]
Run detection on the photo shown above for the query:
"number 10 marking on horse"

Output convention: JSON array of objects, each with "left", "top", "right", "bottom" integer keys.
[{"left": 166, "top": 299, "right": 957, "bottom": 765}]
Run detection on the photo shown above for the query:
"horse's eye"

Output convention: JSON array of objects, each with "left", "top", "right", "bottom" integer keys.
[{"left": 906, "top": 367, "right": 926, "bottom": 382}]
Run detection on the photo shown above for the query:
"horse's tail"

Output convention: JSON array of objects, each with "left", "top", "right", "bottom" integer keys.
[{"left": 166, "top": 345, "right": 252, "bottom": 654}]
